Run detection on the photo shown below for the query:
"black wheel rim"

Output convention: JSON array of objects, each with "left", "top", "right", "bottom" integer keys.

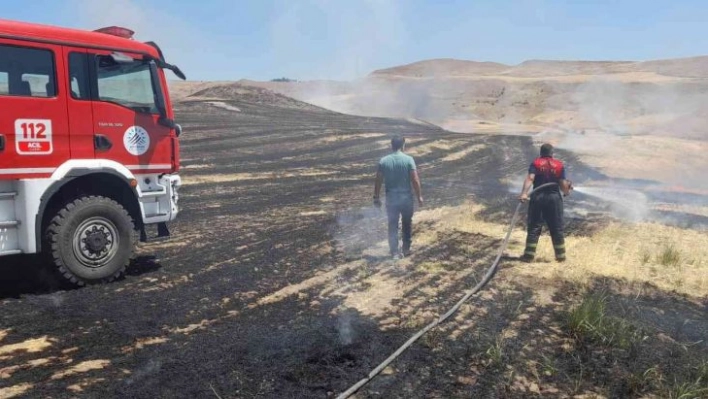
[{"left": 72, "top": 217, "right": 120, "bottom": 268}]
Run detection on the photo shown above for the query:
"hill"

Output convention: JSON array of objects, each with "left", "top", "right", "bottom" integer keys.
[
  {"left": 170, "top": 55, "right": 708, "bottom": 142},
  {"left": 168, "top": 54, "right": 708, "bottom": 193},
  {"left": 186, "top": 82, "right": 328, "bottom": 112},
  {"left": 372, "top": 56, "right": 708, "bottom": 79}
]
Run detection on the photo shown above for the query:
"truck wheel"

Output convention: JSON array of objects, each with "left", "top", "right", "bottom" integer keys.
[{"left": 45, "top": 196, "right": 137, "bottom": 286}]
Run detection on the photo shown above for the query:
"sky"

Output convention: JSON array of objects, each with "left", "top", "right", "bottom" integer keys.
[{"left": 3, "top": 0, "right": 708, "bottom": 81}]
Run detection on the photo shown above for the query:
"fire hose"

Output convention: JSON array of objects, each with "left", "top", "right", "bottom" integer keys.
[{"left": 335, "top": 182, "right": 563, "bottom": 399}]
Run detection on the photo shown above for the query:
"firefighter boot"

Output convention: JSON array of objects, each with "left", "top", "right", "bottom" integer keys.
[
  {"left": 552, "top": 237, "right": 566, "bottom": 262},
  {"left": 554, "top": 243, "right": 566, "bottom": 262},
  {"left": 521, "top": 241, "right": 537, "bottom": 262}
]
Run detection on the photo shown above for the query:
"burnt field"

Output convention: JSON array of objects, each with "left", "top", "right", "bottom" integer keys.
[{"left": 1, "top": 93, "right": 706, "bottom": 399}]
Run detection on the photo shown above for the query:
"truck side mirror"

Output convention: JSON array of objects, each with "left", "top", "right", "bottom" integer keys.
[
  {"left": 169, "top": 65, "right": 186, "bottom": 80},
  {"left": 158, "top": 116, "right": 175, "bottom": 129}
]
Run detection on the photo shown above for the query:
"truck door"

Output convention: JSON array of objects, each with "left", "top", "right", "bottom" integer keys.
[
  {"left": 0, "top": 40, "right": 70, "bottom": 178},
  {"left": 64, "top": 47, "right": 95, "bottom": 160},
  {"left": 87, "top": 50, "right": 173, "bottom": 174}
]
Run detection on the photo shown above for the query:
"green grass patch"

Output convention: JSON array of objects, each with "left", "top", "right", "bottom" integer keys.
[
  {"left": 565, "top": 291, "right": 646, "bottom": 350},
  {"left": 657, "top": 244, "right": 682, "bottom": 267},
  {"left": 485, "top": 337, "right": 504, "bottom": 367},
  {"left": 665, "top": 377, "right": 708, "bottom": 399}
]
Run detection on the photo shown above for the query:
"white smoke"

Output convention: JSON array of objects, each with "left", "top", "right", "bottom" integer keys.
[
  {"left": 536, "top": 72, "right": 708, "bottom": 225},
  {"left": 264, "top": 0, "right": 436, "bottom": 119},
  {"left": 558, "top": 76, "right": 708, "bottom": 139},
  {"left": 573, "top": 186, "right": 650, "bottom": 223},
  {"left": 125, "top": 358, "right": 162, "bottom": 385},
  {"left": 337, "top": 309, "right": 354, "bottom": 345},
  {"left": 332, "top": 206, "right": 386, "bottom": 259}
]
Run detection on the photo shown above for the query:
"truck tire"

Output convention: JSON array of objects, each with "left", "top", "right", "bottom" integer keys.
[{"left": 45, "top": 196, "right": 137, "bottom": 286}]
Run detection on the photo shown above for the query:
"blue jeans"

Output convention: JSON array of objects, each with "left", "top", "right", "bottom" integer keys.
[{"left": 386, "top": 194, "right": 414, "bottom": 255}]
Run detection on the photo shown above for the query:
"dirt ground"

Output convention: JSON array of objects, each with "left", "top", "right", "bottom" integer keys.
[{"left": 1, "top": 92, "right": 706, "bottom": 399}]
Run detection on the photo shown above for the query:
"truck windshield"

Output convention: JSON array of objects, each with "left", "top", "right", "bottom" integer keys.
[{"left": 96, "top": 56, "right": 159, "bottom": 114}]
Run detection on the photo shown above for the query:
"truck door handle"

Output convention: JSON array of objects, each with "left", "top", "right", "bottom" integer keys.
[
  {"left": 94, "top": 134, "right": 112, "bottom": 152},
  {"left": 0, "top": 134, "right": 5, "bottom": 151}
]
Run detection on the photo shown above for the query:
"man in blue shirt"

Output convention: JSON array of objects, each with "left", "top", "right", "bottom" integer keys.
[{"left": 373, "top": 135, "right": 424, "bottom": 259}]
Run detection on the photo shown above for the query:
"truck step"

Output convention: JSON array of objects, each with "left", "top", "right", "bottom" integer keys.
[
  {"left": 0, "top": 220, "right": 19, "bottom": 228},
  {"left": 0, "top": 192, "right": 16, "bottom": 200},
  {"left": 140, "top": 189, "right": 166, "bottom": 198},
  {"left": 144, "top": 213, "right": 168, "bottom": 218},
  {"left": 0, "top": 249, "right": 22, "bottom": 256}
]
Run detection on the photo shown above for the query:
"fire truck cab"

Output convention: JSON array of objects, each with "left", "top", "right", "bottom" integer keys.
[{"left": 0, "top": 19, "right": 185, "bottom": 286}]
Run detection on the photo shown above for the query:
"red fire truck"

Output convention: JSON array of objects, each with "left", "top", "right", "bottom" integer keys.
[{"left": 0, "top": 19, "right": 185, "bottom": 286}]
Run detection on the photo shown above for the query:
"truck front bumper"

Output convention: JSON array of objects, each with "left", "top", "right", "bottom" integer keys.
[{"left": 136, "top": 172, "right": 182, "bottom": 225}]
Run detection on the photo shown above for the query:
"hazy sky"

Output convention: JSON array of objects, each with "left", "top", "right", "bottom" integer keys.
[{"left": 4, "top": 0, "right": 708, "bottom": 81}]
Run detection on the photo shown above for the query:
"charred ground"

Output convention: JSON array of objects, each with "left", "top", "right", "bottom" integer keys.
[{"left": 1, "top": 90, "right": 706, "bottom": 398}]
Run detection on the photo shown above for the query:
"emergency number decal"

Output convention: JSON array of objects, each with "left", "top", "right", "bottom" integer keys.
[
  {"left": 15, "top": 119, "right": 53, "bottom": 155},
  {"left": 123, "top": 126, "right": 150, "bottom": 156}
]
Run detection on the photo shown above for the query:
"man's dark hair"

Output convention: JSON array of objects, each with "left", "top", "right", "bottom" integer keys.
[
  {"left": 540, "top": 143, "right": 554, "bottom": 157},
  {"left": 391, "top": 135, "right": 405, "bottom": 151}
]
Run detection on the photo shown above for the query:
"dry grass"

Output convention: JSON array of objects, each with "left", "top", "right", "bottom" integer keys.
[
  {"left": 181, "top": 169, "right": 338, "bottom": 185},
  {"left": 50, "top": 360, "right": 111, "bottom": 380},
  {"left": 440, "top": 144, "right": 486, "bottom": 162},
  {"left": 319, "top": 132, "right": 386, "bottom": 143},
  {"left": 182, "top": 163, "right": 214, "bottom": 170},
  {"left": 536, "top": 222, "right": 707, "bottom": 298},
  {"left": 429, "top": 201, "right": 708, "bottom": 298},
  {"left": 0, "top": 336, "right": 55, "bottom": 356},
  {"left": 406, "top": 139, "right": 466, "bottom": 157},
  {"left": 391, "top": 201, "right": 707, "bottom": 397},
  {"left": 0, "top": 383, "right": 33, "bottom": 399}
]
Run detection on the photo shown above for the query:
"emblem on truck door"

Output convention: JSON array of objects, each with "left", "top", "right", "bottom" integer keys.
[
  {"left": 15, "top": 119, "right": 53, "bottom": 155},
  {"left": 123, "top": 126, "right": 150, "bottom": 156}
]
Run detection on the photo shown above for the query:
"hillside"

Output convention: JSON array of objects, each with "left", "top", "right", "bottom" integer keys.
[
  {"left": 168, "top": 55, "right": 708, "bottom": 193},
  {"left": 170, "top": 56, "right": 708, "bottom": 142},
  {"left": 371, "top": 56, "right": 708, "bottom": 78},
  {"left": 181, "top": 82, "right": 328, "bottom": 112}
]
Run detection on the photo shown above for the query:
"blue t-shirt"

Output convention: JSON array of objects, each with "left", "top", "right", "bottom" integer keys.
[{"left": 378, "top": 150, "right": 416, "bottom": 198}]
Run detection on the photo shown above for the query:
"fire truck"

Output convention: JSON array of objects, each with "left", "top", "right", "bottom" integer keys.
[{"left": 0, "top": 19, "right": 185, "bottom": 286}]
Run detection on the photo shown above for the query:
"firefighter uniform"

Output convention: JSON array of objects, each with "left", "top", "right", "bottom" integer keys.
[{"left": 523, "top": 155, "right": 567, "bottom": 261}]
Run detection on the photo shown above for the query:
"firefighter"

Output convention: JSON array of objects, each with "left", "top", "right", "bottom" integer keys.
[
  {"left": 518, "top": 143, "right": 573, "bottom": 262},
  {"left": 373, "top": 135, "right": 424, "bottom": 259}
]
